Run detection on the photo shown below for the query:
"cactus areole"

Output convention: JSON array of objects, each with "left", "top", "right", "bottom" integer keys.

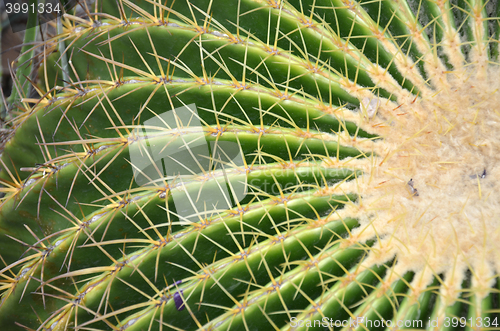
[{"left": 1, "top": 0, "right": 500, "bottom": 330}]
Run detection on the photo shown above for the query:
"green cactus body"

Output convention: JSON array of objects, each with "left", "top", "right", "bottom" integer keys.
[{"left": 1, "top": 0, "right": 500, "bottom": 330}]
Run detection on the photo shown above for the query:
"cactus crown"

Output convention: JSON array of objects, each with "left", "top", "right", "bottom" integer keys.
[{"left": 1, "top": 0, "right": 500, "bottom": 330}]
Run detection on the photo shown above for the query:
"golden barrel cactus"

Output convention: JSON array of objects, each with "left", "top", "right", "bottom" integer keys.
[{"left": 1, "top": 0, "right": 500, "bottom": 330}]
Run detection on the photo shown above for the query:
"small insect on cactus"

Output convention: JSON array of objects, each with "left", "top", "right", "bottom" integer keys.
[{"left": 1, "top": 0, "right": 500, "bottom": 330}]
